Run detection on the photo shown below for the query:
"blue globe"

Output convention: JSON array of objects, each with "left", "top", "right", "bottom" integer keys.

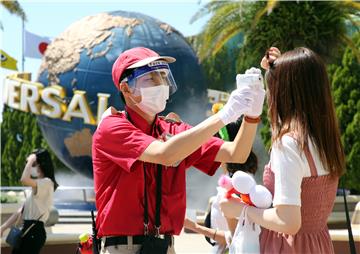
[{"left": 37, "top": 11, "right": 207, "bottom": 178}]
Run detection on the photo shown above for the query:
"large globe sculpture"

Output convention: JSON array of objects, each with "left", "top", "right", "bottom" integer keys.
[{"left": 37, "top": 11, "right": 207, "bottom": 178}]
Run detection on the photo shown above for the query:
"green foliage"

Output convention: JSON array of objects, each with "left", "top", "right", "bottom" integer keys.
[
  {"left": 237, "top": 1, "right": 359, "bottom": 72},
  {"left": 0, "top": 0, "right": 27, "bottom": 21},
  {"left": 192, "top": 1, "right": 359, "bottom": 68},
  {"left": 331, "top": 33, "right": 360, "bottom": 192},
  {"left": 193, "top": 2, "right": 360, "bottom": 193},
  {"left": 188, "top": 34, "right": 243, "bottom": 91},
  {"left": 0, "top": 193, "right": 19, "bottom": 203},
  {"left": 194, "top": 1, "right": 359, "bottom": 152},
  {"left": 245, "top": 5, "right": 360, "bottom": 192},
  {"left": 1, "top": 106, "right": 67, "bottom": 186},
  {"left": 0, "top": 0, "right": 27, "bottom": 29}
]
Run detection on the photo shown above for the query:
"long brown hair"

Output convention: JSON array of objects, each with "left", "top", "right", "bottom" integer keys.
[{"left": 266, "top": 47, "right": 345, "bottom": 177}]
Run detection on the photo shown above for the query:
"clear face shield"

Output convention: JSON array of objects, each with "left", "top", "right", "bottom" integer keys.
[{"left": 122, "top": 61, "right": 177, "bottom": 96}]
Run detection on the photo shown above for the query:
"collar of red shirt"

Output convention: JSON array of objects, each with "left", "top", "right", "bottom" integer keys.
[
  {"left": 125, "top": 105, "right": 161, "bottom": 135},
  {"left": 101, "top": 106, "right": 161, "bottom": 136}
]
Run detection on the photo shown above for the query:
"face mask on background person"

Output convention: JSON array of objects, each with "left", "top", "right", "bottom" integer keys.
[
  {"left": 136, "top": 85, "right": 169, "bottom": 116},
  {"left": 31, "top": 166, "right": 39, "bottom": 178}
]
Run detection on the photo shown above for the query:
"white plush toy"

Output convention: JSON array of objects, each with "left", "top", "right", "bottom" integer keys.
[{"left": 219, "top": 171, "right": 272, "bottom": 209}]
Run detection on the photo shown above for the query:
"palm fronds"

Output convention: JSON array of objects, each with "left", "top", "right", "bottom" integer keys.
[
  {"left": 192, "top": 0, "right": 360, "bottom": 63},
  {"left": 0, "top": 0, "right": 27, "bottom": 21}
]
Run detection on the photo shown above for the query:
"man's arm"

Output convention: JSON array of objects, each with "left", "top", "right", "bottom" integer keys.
[
  {"left": 139, "top": 82, "right": 264, "bottom": 166},
  {"left": 139, "top": 86, "right": 257, "bottom": 166},
  {"left": 139, "top": 113, "right": 224, "bottom": 166},
  {"left": 214, "top": 120, "right": 258, "bottom": 163}
]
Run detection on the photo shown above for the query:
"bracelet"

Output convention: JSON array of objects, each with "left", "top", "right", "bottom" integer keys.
[
  {"left": 244, "top": 115, "right": 261, "bottom": 124},
  {"left": 213, "top": 229, "right": 218, "bottom": 240}
]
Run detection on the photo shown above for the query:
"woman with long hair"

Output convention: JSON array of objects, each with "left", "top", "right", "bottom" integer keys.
[
  {"left": 220, "top": 47, "right": 345, "bottom": 253},
  {"left": 1, "top": 148, "right": 59, "bottom": 254}
]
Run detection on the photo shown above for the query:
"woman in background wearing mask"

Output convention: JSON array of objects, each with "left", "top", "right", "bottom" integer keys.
[{"left": 1, "top": 149, "right": 58, "bottom": 254}]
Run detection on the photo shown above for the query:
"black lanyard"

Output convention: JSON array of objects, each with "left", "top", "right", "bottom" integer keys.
[
  {"left": 125, "top": 111, "right": 163, "bottom": 236},
  {"left": 143, "top": 163, "right": 162, "bottom": 236}
]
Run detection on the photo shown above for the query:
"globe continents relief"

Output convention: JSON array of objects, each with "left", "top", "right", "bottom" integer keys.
[{"left": 37, "top": 11, "right": 207, "bottom": 178}]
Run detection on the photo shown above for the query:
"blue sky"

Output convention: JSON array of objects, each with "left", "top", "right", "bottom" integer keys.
[{"left": 0, "top": 0, "right": 210, "bottom": 77}]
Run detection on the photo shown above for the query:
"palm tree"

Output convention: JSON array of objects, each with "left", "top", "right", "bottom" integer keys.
[
  {"left": 0, "top": 0, "right": 27, "bottom": 29},
  {"left": 192, "top": 0, "right": 360, "bottom": 66}
]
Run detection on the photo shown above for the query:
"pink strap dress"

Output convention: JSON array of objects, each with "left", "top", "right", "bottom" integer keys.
[{"left": 260, "top": 145, "right": 338, "bottom": 254}]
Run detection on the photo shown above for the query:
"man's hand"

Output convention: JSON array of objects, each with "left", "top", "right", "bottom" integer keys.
[
  {"left": 245, "top": 67, "right": 262, "bottom": 75},
  {"left": 242, "top": 67, "right": 266, "bottom": 118},
  {"left": 218, "top": 86, "right": 255, "bottom": 125},
  {"left": 245, "top": 87, "right": 265, "bottom": 118}
]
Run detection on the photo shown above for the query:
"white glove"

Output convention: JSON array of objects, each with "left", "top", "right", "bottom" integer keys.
[
  {"left": 236, "top": 67, "right": 264, "bottom": 90},
  {"left": 243, "top": 67, "right": 265, "bottom": 118},
  {"left": 245, "top": 67, "right": 262, "bottom": 75},
  {"left": 218, "top": 86, "right": 255, "bottom": 125},
  {"left": 245, "top": 87, "right": 265, "bottom": 118}
]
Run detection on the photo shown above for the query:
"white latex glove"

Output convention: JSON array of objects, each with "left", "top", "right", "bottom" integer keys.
[
  {"left": 218, "top": 86, "right": 254, "bottom": 125},
  {"left": 245, "top": 87, "right": 265, "bottom": 118},
  {"left": 245, "top": 67, "right": 262, "bottom": 75},
  {"left": 236, "top": 67, "right": 264, "bottom": 90},
  {"left": 243, "top": 67, "right": 265, "bottom": 118}
]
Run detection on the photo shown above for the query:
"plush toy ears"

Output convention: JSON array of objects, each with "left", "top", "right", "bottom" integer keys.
[
  {"left": 218, "top": 174, "right": 232, "bottom": 190},
  {"left": 249, "top": 185, "right": 273, "bottom": 208},
  {"left": 232, "top": 171, "right": 256, "bottom": 194}
]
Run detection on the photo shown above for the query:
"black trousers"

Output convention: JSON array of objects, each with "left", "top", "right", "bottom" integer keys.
[{"left": 12, "top": 220, "right": 46, "bottom": 254}]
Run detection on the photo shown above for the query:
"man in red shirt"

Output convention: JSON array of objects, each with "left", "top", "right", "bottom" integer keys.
[{"left": 92, "top": 47, "right": 265, "bottom": 254}]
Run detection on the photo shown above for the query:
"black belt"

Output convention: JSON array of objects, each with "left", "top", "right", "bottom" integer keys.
[{"left": 104, "top": 235, "right": 172, "bottom": 247}]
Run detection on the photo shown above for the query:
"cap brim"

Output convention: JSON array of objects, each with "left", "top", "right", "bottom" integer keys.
[{"left": 127, "top": 56, "right": 176, "bottom": 69}]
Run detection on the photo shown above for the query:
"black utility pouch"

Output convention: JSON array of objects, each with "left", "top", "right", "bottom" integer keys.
[{"left": 139, "top": 235, "right": 168, "bottom": 254}]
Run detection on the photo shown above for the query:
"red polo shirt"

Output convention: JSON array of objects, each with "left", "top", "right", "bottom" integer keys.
[{"left": 92, "top": 106, "right": 223, "bottom": 237}]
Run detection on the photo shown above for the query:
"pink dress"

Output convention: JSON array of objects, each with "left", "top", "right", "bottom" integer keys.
[{"left": 260, "top": 145, "right": 338, "bottom": 254}]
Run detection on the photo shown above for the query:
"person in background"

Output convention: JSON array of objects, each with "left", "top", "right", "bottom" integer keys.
[
  {"left": 1, "top": 149, "right": 58, "bottom": 254},
  {"left": 184, "top": 116, "right": 258, "bottom": 254},
  {"left": 220, "top": 47, "right": 345, "bottom": 254}
]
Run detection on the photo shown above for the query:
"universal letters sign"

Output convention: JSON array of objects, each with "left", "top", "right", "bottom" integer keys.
[{"left": 3, "top": 73, "right": 110, "bottom": 126}]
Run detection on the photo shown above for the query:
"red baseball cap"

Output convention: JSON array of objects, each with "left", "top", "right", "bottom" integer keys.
[{"left": 111, "top": 47, "right": 176, "bottom": 90}]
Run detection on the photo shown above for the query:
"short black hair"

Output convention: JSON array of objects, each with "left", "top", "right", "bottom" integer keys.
[
  {"left": 227, "top": 150, "right": 258, "bottom": 176},
  {"left": 215, "top": 117, "right": 258, "bottom": 176},
  {"left": 119, "top": 91, "right": 126, "bottom": 105},
  {"left": 119, "top": 68, "right": 135, "bottom": 83},
  {"left": 118, "top": 68, "right": 135, "bottom": 105}
]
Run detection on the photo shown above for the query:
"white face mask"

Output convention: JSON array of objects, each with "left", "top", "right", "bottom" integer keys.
[
  {"left": 31, "top": 166, "right": 39, "bottom": 178},
  {"left": 137, "top": 85, "right": 169, "bottom": 116}
]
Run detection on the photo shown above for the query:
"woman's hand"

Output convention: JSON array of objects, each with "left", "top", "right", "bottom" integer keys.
[
  {"left": 21, "top": 153, "right": 38, "bottom": 188},
  {"left": 183, "top": 217, "right": 197, "bottom": 231},
  {"left": 220, "top": 198, "right": 247, "bottom": 219},
  {"left": 26, "top": 154, "right": 37, "bottom": 166},
  {"left": 260, "top": 47, "right": 281, "bottom": 70},
  {"left": 0, "top": 226, "right": 5, "bottom": 237}
]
